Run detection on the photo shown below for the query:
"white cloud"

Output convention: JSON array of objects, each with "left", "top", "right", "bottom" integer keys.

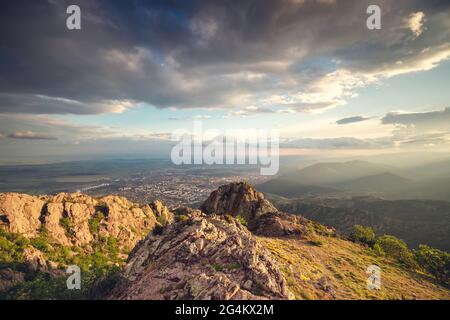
[
  {"left": 225, "top": 106, "right": 275, "bottom": 117},
  {"left": 8, "top": 131, "right": 58, "bottom": 140},
  {"left": 407, "top": 12, "right": 426, "bottom": 38}
]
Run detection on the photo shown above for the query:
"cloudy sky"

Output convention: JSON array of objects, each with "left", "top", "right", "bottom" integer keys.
[{"left": 1, "top": 0, "right": 450, "bottom": 162}]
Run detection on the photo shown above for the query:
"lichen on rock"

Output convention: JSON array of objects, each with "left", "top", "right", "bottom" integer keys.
[{"left": 108, "top": 213, "right": 294, "bottom": 300}]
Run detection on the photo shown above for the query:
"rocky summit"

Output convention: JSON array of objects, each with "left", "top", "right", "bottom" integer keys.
[
  {"left": 201, "top": 182, "right": 315, "bottom": 237},
  {"left": 109, "top": 213, "right": 293, "bottom": 300},
  {"left": 1, "top": 183, "right": 449, "bottom": 300}
]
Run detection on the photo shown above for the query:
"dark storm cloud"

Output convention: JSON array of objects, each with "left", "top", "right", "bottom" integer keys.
[
  {"left": 1, "top": 0, "right": 450, "bottom": 114},
  {"left": 336, "top": 116, "right": 371, "bottom": 125}
]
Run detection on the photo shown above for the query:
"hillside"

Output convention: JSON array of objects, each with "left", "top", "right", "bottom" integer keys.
[
  {"left": 333, "top": 173, "right": 412, "bottom": 193},
  {"left": 257, "top": 179, "right": 338, "bottom": 198},
  {"left": 281, "top": 160, "right": 394, "bottom": 186},
  {"left": 0, "top": 192, "right": 173, "bottom": 298},
  {"left": 270, "top": 196, "right": 450, "bottom": 251},
  {"left": 1, "top": 184, "right": 449, "bottom": 300}
]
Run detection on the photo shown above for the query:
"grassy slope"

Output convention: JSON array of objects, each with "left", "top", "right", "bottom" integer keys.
[{"left": 258, "top": 235, "right": 450, "bottom": 300}]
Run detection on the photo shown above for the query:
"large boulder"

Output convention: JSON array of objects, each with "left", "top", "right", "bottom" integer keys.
[
  {"left": 108, "top": 213, "right": 293, "bottom": 300},
  {"left": 201, "top": 182, "right": 307, "bottom": 237}
]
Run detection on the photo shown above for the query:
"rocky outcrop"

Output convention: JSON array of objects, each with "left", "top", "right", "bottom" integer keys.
[
  {"left": 149, "top": 200, "right": 174, "bottom": 225},
  {"left": 201, "top": 182, "right": 308, "bottom": 237},
  {"left": 0, "top": 268, "right": 25, "bottom": 293},
  {"left": 0, "top": 192, "right": 172, "bottom": 251},
  {"left": 201, "top": 182, "right": 277, "bottom": 221},
  {"left": 108, "top": 213, "right": 293, "bottom": 300},
  {"left": 0, "top": 193, "right": 45, "bottom": 237},
  {"left": 22, "top": 247, "right": 48, "bottom": 272}
]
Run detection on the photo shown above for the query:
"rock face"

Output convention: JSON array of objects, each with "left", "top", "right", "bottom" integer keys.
[
  {"left": 0, "top": 192, "right": 172, "bottom": 250},
  {"left": 201, "top": 182, "right": 277, "bottom": 221},
  {"left": 201, "top": 182, "right": 308, "bottom": 237},
  {"left": 0, "top": 193, "right": 45, "bottom": 237},
  {"left": 108, "top": 213, "right": 293, "bottom": 300},
  {"left": 0, "top": 268, "right": 25, "bottom": 293}
]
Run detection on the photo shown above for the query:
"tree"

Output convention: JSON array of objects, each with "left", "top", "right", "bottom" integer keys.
[
  {"left": 376, "top": 235, "right": 416, "bottom": 267},
  {"left": 415, "top": 245, "right": 450, "bottom": 285},
  {"left": 349, "top": 225, "right": 375, "bottom": 246}
]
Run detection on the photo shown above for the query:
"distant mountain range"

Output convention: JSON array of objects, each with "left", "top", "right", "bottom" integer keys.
[
  {"left": 332, "top": 172, "right": 412, "bottom": 193},
  {"left": 260, "top": 160, "right": 450, "bottom": 201},
  {"left": 279, "top": 160, "right": 395, "bottom": 186},
  {"left": 258, "top": 178, "right": 338, "bottom": 198},
  {"left": 258, "top": 160, "right": 450, "bottom": 251},
  {"left": 270, "top": 196, "right": 450, "bottom": 252}
]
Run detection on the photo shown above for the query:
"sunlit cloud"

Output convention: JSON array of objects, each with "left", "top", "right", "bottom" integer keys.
[{"left": 406, "top": 12, "right": 426, "bottom": 38}]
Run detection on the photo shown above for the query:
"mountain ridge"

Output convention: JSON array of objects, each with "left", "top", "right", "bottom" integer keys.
[{"left": 1, "top": 183, "right": 449, "bottom": 300}]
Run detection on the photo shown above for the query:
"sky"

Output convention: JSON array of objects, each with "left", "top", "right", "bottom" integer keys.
[{"left": 1, "top": 0, "right": 450, "bottom": 163}]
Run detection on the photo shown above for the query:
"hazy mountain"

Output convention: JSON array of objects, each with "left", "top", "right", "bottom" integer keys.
[
  {"left": 270, "top": 196, "right": 450, "bottom": 251},
  {"left": 405, "top": 158, "right": 450, "bottom": 180},
  {"left": 281, "top": 160, "right": 395, "bottom": 186},
  {"left": 333, "top": 173, "right": 412, "bottom": 192},
  {"left": 397, "top": 177, "right": 450, "bottom": 201},
  {"left": 257, "top": 178, "right": 339, "bottom": 198}
]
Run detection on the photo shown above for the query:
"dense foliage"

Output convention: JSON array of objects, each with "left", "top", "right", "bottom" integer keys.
[
  {"left": 414, "top": 245, "right": 450, "bottom": 284},
  {"left": 349, "top": 225, "right": 449, "bottom": 285},
  {"left": 0, "top": 227, "right": 124, "bottom": 300},
  {"left": 348, "top": 225, "right": 375, "bottom": 246}
]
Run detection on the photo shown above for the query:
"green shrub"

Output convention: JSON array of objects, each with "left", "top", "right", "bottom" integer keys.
[
  {"left": 372, "top": 243, "right": 385, "bottom": 257},
  {"left": 156, "top": 215, "right": 168, "bottom": 226},
  {"left": 376, "top": 235, "right": 416, "bottom": 267},
  {"left": 2, "top": 273, "right": 86, "bottom": 300},
  {"left": 415, "top": 245, "right": 450, "bottom": 284},
  {"left": 226, "top": 262, "right": 241, "bottom": 270},
  {"left": 349, "top": 225, "right": 375, "bottom": 246},
  {"left": 3, "top": 266, "right": 121, "bottom": 300},
  {"left": 30, "top": 234, "right": 50, "bottom": 253},
  {"left": 60, "top": 217, "right": 75, "bottom": 237},
  {"left": 106, "top": 237, "right": 119, "bottom": 260},
  {"left": 236, "top": 214, "right": 248, "bottom": 227},
  {"left": 308, "top": 238, "right": 323, "bottom": 247},
  {"left": 89, "top": 212, "right": 105, "bottom": 234},
  {"left": 0, "top": 229, "right": 28, "bottom": 267},
  {"left": 211, "top": 263, "right": 224, "bottom": 272},
  {"left": 176, "top": 215, "right": 189, "bottom": 223}
]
